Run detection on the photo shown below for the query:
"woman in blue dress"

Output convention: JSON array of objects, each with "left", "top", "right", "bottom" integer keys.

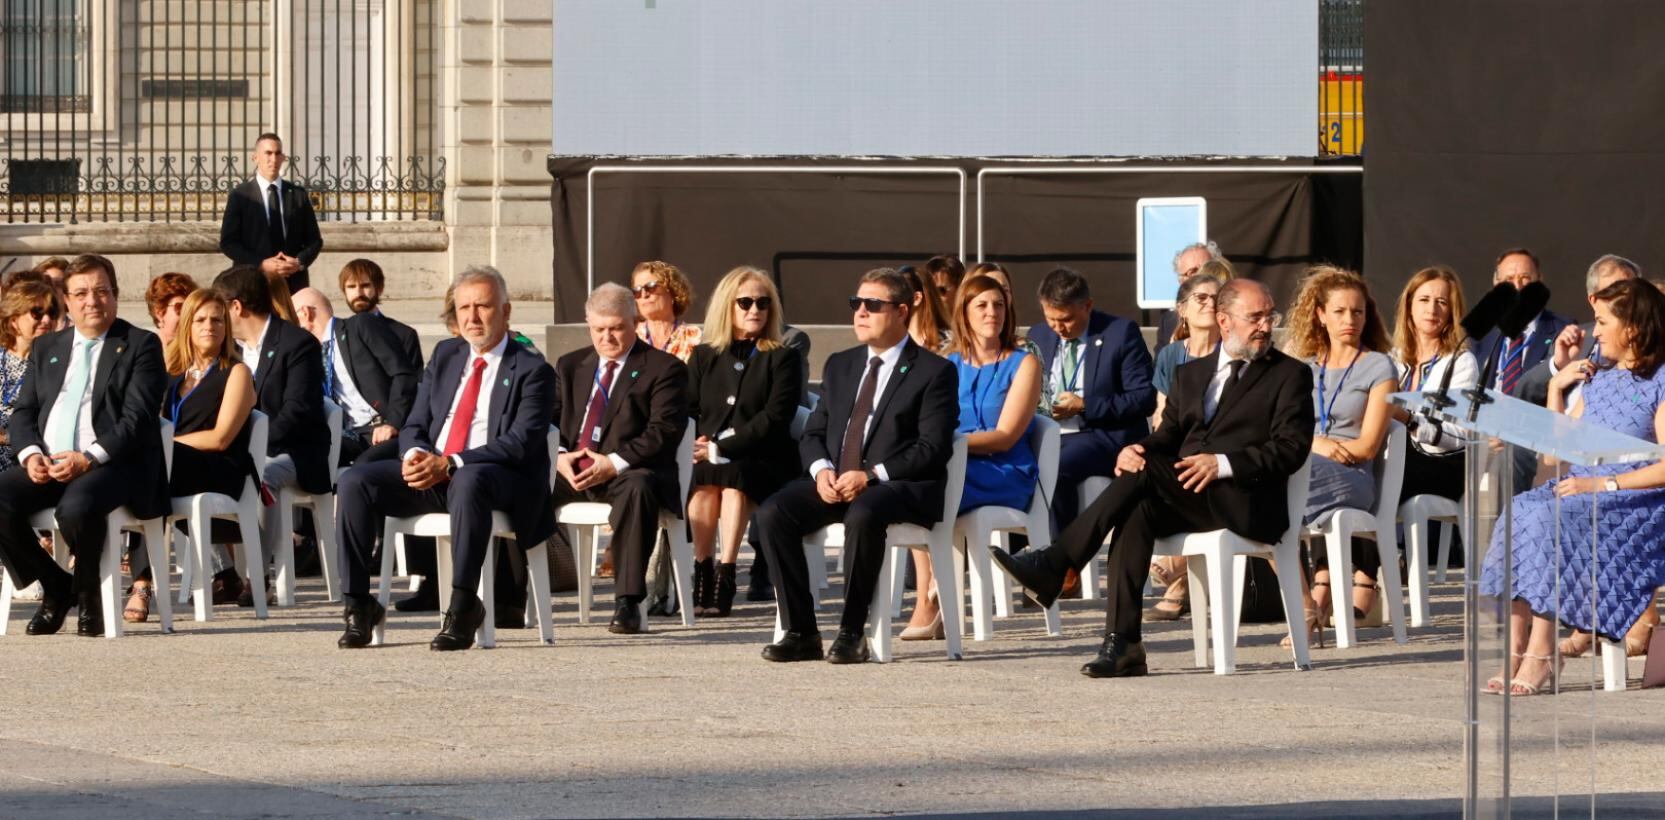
[
  {"left": 900, "top": 275, "right": 1041, "bottom": 640},
  {"left": 1481, "top": 278, "right": 1665, "bottom": 695}
]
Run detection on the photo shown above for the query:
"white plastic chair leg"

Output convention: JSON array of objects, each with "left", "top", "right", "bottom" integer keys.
[
  {"left": 864, "top": 546, "right": 896, "bottom": 663},
  {"left": 1081, "top": 546, "right": 1102, "bottom": 600},
  {"left": 991, "top": 531, "right": 1014, "bottom": 618},
  {"left": 476, "top": 539, "right": 496, "bottom": 649},
  {"left": 0, "top": 568, "right": 14, "bottom": 636},
  {"left": 928, "top": 538, "right": 963, "bottom": 660},
  {"left": 949, "top": 540, "right": 969, "bottom": 645},
  {"left": 1405, "top": 514, "right": 1433, "bottom": 627},
  {"left": 175, "top": 529, "right": 194, "bottom": 606},
  {"left": 1186, "top": 553, "right": 1212, "bottom": 668},
  {"left": 274, "top": 502, "right": 297, "bottom": 607},
  {"left": 1204, "top": 550, "right": 1238, "bottom": 674},
  {"left": 143, "top": 520, "right": 174, "bottom": 634},
  {"left": 1374, "top": 533, "right": 1410, "bottom": 645},
  {"left": 237, "top": 501, "right": 269, "bottom": 619},
  {"left": 373, "top": 528, "right": 399, "bottom": 646},
  {"left": 1434, "top": 517, "right": 1454, "bottom": 584},
  {"left": 99, "top": 530, "right": 123, "bottom": 639},
  {"left": 1322, "top": 529, "right": 1358, "bottom": 648},
  {"left": 315, "top": 495, "right": 342, "bottom": 602},
  {"left": 434, "top": 537, "right": 454, "bottom": 614},
  {"left": 889, "top": 545, "right": 907, "bottom": 620},
  {"left": 190, "top": 506, "right": 214, "bottom": 622},
  {"left": 526, "top": 542, "right": 554, "bottom": 645},
  {"left": 807, "top": 531, "right": 830, "bottom": 592},
  {"left": 1273, "top": 538, "right": 1314, "bottom": 671},
  {"left": 1601, "top": 639, "right": 1628, "bottom": 692},
  {"left": 568, "top": 526, "right": 594, "bottom": 625},
  {"left": 666, "top": 519, "right": 696, "bottom": 627},
  {"left": 964, "top": 526, "right": 996, "bottom": 641}
]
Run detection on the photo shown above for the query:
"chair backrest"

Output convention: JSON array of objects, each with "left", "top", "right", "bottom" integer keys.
[
  {"left": 545, "top": 425, "right": 561, "bottom": 490},
  {"left": 1026, "top": 415, "right": 1061, "bottom": 537},
  {"left": 160, "top": 420, "right": 175, "bottom": 479},
  {"left": 1275, "top": 455, "right": 1315, "bottom": 553},
  {"left": 676, "top": 418, "right": 695, "bottom": 500},
  {"left": 322, "top": 399, "right": 344, "bottom": 487},
  {"left": 789, "top": 404, "right": 811, "bottom": 441},
  {"left": 929, "top": 435, "right": 971, "bottom": 538},
  {"left": 1372, "top": 420, "right": 1408, "bottom": 528}
]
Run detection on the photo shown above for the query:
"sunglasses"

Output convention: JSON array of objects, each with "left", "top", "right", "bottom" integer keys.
[
  {"left": 849, "top": 296, "right": 905, "bottom": 313},
  {"left": 27, "top": 306, "right": 55, "bottom": 321},
  {"left": 735, "top": 296, "right": 772, "bottom": 312},
  {"left": 631, "top": 281, "right": 662, "bottom": 298}
]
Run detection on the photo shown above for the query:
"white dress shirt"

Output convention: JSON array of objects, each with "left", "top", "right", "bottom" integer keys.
[
  {"left": 17, "top": 330, "right": 111, "bottom": 466},
  {"left": 1197, "top": 352, "right": 1246, "bottom": 480},
  {"left": 239, "top": 316, "right": 273, "bottom": 373},
  {"left": 809, "top": 337, "right": 909, "bottom": 481},
  {"left": 1051, "top": 334, "right": 1092, "bottom": 433},
  {"left": 257, "top": 174, "right": 285, "bottom": 225},
  {"left": 326, "top": 317, "right": 377, "bottom": 428},
  {"left": 408, "top": 334, "right": 507, "bottom": 464}
]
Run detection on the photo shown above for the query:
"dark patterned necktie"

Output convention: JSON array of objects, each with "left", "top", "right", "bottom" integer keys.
[
  {"left": 266, "top": 182, "right": 285, "bottom": 249},
  {"left": 575, "top": 360, "right": 618, "bottom": 471},
  {"left": 837, "top": 356, "right": 884, "bottom": 474}
]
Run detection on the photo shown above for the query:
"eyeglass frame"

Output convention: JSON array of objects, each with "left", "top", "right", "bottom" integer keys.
[
  {"left": 848, "top": 296, "right": 907, "bottom": 314},
  {"left": 1221, "top": 310, "right": 1281, "bottom": 328}
]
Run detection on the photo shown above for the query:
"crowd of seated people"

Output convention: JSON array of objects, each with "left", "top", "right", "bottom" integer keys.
[{"left": 0, "top": 247, "right": 1659, "bottom": 694}]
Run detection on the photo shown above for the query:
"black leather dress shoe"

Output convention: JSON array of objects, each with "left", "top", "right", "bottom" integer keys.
[
  {"left": 25, "top": 589, "right": 72, "bottom": 636},
  {"left": 608, "top": 599, "right": 644, "bottom": 635},
  {"left": 989, "top": 547, "right": 1066, "bottom": 609},
  {"left": 76, "top": 592, "right": 104, "bottom": 637},
  {"left": 338, "top": 596, "right": 387, "bottom": 649},
  {"left": 1080, "top": 633, "right": 1149, "bottom": 678},
  {"left": 393, "top": 578, "right": 439, "bottom": 613},
  {"left": 495, "top": 608, "right": 527, "bottom": 630},
  {"left": 430, "top": 593, "right": 486, "bottom": 651},
  {"left": 761, "top": 630, "right": 824, "bottom": 662},
  {"left": 826, "top": 630, "right": 871, "bottom": 664}
]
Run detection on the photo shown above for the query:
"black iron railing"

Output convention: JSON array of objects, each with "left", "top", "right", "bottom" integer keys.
[
  {"left": 1319, "top": 0, "right": 1364, "bottom": 157},
  {"left": 0, "top": 0, "right": 444, "bottom": 224}
]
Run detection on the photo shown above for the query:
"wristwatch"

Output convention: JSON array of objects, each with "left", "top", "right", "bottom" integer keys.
[
  {"left": 80, "top": 451, "right": 98, "bottom": 468},
  {"left": 864, "top": 468, "right": 880, "bottom": 484},
  {"left": 1603, "top": 477, "right": 1620, "bottom": 492},
  {"left": 445, "top": 455, "right": 461, "bottom": 477}
]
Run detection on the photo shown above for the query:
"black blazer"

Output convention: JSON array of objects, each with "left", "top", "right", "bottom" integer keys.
[
  {"left": 12, "top": 319, "right": 169, "bottom": 519},
  {"left": 402, "top": 336, "right": 557, "bottom": 546},
  {"left": 333, "top": 313, "right": 420, "bottom": 428},
  {"left": 1142, "top": 348, "right": 1314, "bottom": 545},
  {"left": 381, "top": 314, "right": 424, "bottom": 371},
  {"left": 251, "top": 317, "right": 331, "bottom": 494},
  {"left": 553, "top": 341, "right": 689, "bottom": 507},
  {"left": 800, "top": 339, "right": 959, "bottom": 518},
  {"left": 218, "top": 178, "right": 324, "bottom": 290},
  {"left": 688, "top": 342, "right": 804, "bottom": 485}
]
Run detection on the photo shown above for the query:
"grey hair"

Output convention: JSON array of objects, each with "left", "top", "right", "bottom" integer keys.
[
  {"left": 455, "top": 265, "right": 509, "bottom": 306},
  {"left": 1172, "top": 240, "right": 1223, "bottom": 272},
  {"left": 1585, "top": 254, "right": 1642, "bottom": 295},
  {"left": 1215, "top": 277, "right": 1271, "bottom": 316},
  {"left": 586, "top": 282, "right": 638, "bottom": 320}
]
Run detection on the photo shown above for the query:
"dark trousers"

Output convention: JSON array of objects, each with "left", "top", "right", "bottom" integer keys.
[
  {"left": 0, "top": 466, "right": 129, "bottom": 596},
  {"left": 1053, "top": 433, "right": 1119, "bottom": 532},
  {"left": 757, "top": 477, "right": 917, "bottom": 636},
  {"left": 339, "top": 425, "right": 400, "bottom": 468},
  {"left": 1051, "top": 458, "right": 1223, "bottom": 640},
  {"left": 335, "top": 460, "right": 518, "bottom": 600},
  {"left": 550, "top": 468, "right": 663, "bottom": 602}
]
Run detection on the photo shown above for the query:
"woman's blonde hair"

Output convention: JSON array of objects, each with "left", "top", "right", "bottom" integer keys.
[
  {"left": 631, "top": 260, "right": 695, "bottom": 318},
  {"left": 701, "top": 266, "right": 783, "bottom": 352},
  {"left": 0, "top": 281, "right": 62, "bottom": 352},
  {"left": 1283, "top": 265, "right": 1391, "bottom": 360},
  {"left": 267, "top": 270, "right": 297, "bottom": 323},
  {"left": 165, "top": 289, "right": 240, "bottom": 376},
  {"left": 1391, "top": 266, "right": 1469, "bottom": 369},
  {"left": 949, "top": 275, "right": 1017, "bottom": 360}
]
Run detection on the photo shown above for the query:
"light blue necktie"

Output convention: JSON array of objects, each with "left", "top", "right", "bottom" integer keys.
[{"left": 46, "top": 338, "right": 96, "bottom": 453}]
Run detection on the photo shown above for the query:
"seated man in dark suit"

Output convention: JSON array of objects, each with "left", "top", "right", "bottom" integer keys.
[
  {"left": 218, "top": 133, "right": 323, "bottom": 292},
  {"left": 0, "top": 255, "right": 168, "bottom": 636},
  {"left": 540, "top": 283, "right": 689, "bottom": 634},
  {"left": 213, "top": 265, "right": 330, "bottom": 599},
  {"left": 339, "top": 257, "right": 424, "bottom": 371},
  {"left": 334, "top": 265, "right": 555, "bottom": 650},
  {"left": 756, "top": 267, "right": 959, "bottom": 664},
  {"left": 1028, "top": 267, "right": 1156, "bottom": 532},
  {"left": 993, "top": 279, "right": 1314, "bottom": 678},
  {"left": 291, "top": 285, "right": 419, "bottom": 465}
]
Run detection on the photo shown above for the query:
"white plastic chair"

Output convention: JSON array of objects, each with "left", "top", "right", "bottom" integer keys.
[
  {"left": 1399, "top": 492, "right": 1464, "bottom": 627},
  {"left": 0, "top": 422, "right": 176, "bottom": 638},
  {"left": 267, "top": 398, "right": 344, "bottom": 605},
  {"left": 374, "top": 427, "right": 560, "bottom": 648},
  {"left": 778, "top": 435, "right": 969, "bottom": 662},
  {"left": 1077, "top": 475, "right": 1111, "bottom": 600},
  {"left": 559, "top": 420, "right": 696, "bottom": 627},
  {"left": 1303, "top": 421, "right": 1409, "bottom": 648},
  {"left": 1153, "top": 455, "right": 1315, "bottom": 675},
  {"left": 166, "top": 411, "right": 271, "bottom": 623},
  {"left": 954, "top": 416, "right": 1062, "bottom": 640}
]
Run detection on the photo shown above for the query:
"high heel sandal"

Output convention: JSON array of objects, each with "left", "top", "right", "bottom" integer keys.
[
  {"left": 1559, "top": 630, "right": 1594, "bottom": 658},
  {"left": 123, "top": 583, "right": 153, "bottom": 624},
  {"left": 1509, "top": 652, "right": 1561, "bottom": 696},
  {"left": 1282, "top": 607, "right": 1326, "bottom": 649},
  {"left": 1485, "top": 652, "right": 1523, "bottom": 695}
]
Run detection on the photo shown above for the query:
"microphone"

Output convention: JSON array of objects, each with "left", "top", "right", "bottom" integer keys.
[
  {"left": 1467, "top": 281, "right": 1551, "bottom": 421},
  {"left": 1426, "top": 283, "right": 1519, "bottom": 410}
]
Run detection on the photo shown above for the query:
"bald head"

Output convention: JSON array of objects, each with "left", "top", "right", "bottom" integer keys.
[{"left": 291, "top": 287, "right": 334, "bottom": 341}]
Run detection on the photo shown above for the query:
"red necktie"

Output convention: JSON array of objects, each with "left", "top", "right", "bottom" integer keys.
[
  {"left": 443, "top": 358, "right": 488, "bottom": 457},
  {"left": 575, "top": 360, "right": 618, "bottom": 471}
]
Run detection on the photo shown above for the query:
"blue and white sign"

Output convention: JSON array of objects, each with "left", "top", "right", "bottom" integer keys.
[{"left": 1135, "top": 197, "right": 1208, "bottom": 310}]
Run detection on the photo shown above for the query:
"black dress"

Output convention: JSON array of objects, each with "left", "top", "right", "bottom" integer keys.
[
  {"left": 165, "top": 364, "right": 256, "bottom": 500},
  {"left": 687, "top": 340, "right": 804, "bottom": 503}
]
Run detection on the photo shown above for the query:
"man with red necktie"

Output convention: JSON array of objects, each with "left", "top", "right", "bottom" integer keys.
[
  {"left": 332, "top": 266, "right": 554, "bottom": 651},
  {"left": 543, "top": 282, "right": 689, "bottom": 635}
]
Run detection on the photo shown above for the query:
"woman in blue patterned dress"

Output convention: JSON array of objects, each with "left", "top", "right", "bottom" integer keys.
[
  {"left": 1481, "top": 278, "right": 1665, "bottom": 695},
  {"left": 900, "top": 275, "right": 1041, "bottom": 640}
]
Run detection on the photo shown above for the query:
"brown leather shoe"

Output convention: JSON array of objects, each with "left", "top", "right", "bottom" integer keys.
[
  {"left": 1060, "top": 569, "right": 1083, "bottom": 599},
  {"left": 211, "top": 570, "right": 243, "bottom": 605}
]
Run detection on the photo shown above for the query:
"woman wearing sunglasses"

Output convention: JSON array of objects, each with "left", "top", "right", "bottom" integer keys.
[
  {"left": 685, "top": 267, "right": 805, "bottom": 616},
  {"left": 0, "top": 281, "right": 64, "bottom": 472}
]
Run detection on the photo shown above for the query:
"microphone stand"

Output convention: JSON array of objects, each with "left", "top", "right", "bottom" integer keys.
[{"left": 1464, "top": 335, "right": 1508, "bottom": 423}]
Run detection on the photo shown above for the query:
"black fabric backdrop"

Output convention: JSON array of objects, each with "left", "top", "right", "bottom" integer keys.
[
  {"left": 1365, "top": 0, "right": 1665, "bottom": 317},
  {"left": 549, "top": 157, "right": 1362, "bottom": 325}
]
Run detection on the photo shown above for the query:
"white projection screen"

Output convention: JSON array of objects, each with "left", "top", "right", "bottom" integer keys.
[{"left": 551, "top": 0, "right": 1318, "bottom": 158}]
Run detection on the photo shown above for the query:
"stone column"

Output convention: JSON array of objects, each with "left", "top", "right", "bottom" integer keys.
[{"left": 441, "top": 0, "right": 553, "bottom": 298}]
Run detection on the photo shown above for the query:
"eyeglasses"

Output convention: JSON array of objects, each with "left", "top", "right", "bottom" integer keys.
[
  {"left": 631, "top": 281, "right": 662, "bottom": 298},
  {"left": 67, "top": 287, "right": 114, "bottom": 302},
  {"left": 735, "top": 296, "right": 772, "bottom": 312},
  {"left": 1189, "top": 292, "right": 1217, "bottom": 306},
  {"left": 849, "top": 296, "right": 905, "bottom": 313},
  {"left": 1225, "top": 311, "right": 1281, "bottom": 328},
  {"left": 26, "top": 306, "right": 56, "bottom": 321}
]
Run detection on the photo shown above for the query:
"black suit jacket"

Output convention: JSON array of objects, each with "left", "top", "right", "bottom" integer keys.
[
  {"left": 251, "top": 317, "right": 331, "bottom": 494},
  {"left": 1471, "top": 308, "right": 1574, "bottom": 403},
  {"left": 333, "top": 313, "right": 420, "bottom": 428},
  {"left": 688, "top": 343, "right": 804, "bottom": 485},
  {"left": 553, "top": 341, "right": 689, "bottom": 507},
  {"left": 1142, "top": 348, "right": 1315, "bottom": 545},
  {"left": 218, "top": 178, "right": 324, "bottom": 290},
  {"left": 800, "top": 339, "right": 959, "bottom": 517},
  {"left": 402, "top": 336, "right": 557, "bottom": 546},
  {"left": 12, "top": 319, "right": 169, "bottom": 519},
  {"left": 380, "top": 314, "right": 424, "bottom": 371}
]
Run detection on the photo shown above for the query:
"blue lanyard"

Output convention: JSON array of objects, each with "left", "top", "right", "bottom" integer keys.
[
  {"left": 1400, "top": 353, "right": 1440, "bottom": 391},
  {"left": 169, "top": 363, "right": 217, "bottom": 425},
  {"left": 1316, "top": 350, "right": 1360, "bottom": 436}
]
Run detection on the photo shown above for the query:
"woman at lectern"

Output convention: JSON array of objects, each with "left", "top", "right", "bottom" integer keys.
[{"left": 1480, "top": 278, "right": 1665, "bottom": 696}]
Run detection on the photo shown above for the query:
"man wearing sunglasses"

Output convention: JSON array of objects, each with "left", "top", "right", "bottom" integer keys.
[{"left": 756, "top": 268, "right": 958, "bottom": 664}]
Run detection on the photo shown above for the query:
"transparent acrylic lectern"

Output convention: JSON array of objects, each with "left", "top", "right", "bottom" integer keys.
[{"left": 1391, "top": 387, "right": 1664, "bottom": 819}]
